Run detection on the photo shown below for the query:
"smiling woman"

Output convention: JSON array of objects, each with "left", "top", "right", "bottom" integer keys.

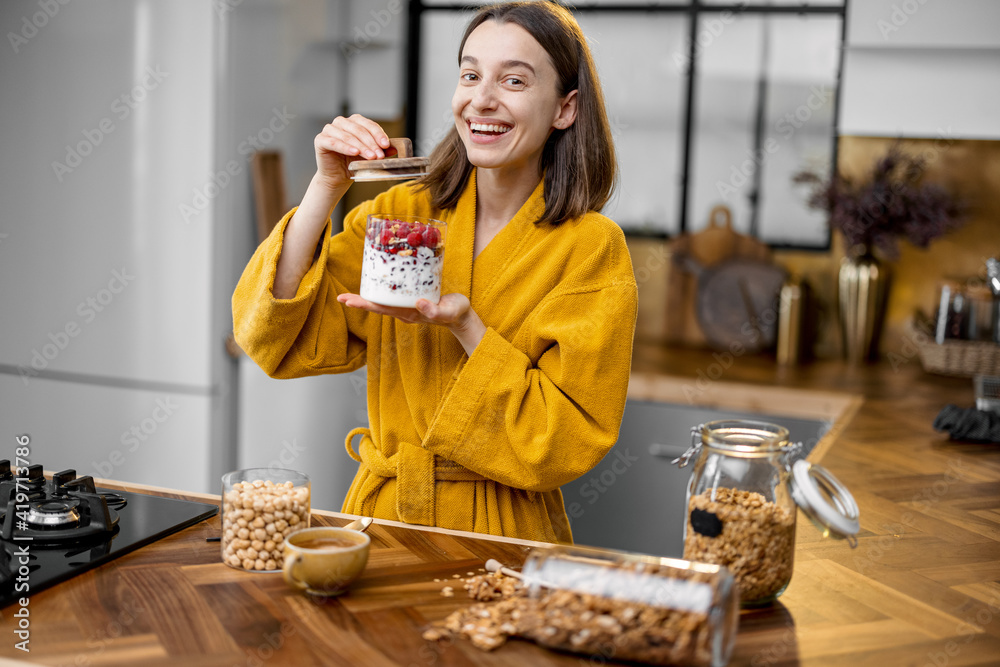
[{"left": 232, "top": 1, "right": 637, "bottom": 544}]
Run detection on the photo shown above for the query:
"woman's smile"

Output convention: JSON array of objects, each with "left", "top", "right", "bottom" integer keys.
[{"left": 467, "top": 119, "right": 513, "bottom": 144}]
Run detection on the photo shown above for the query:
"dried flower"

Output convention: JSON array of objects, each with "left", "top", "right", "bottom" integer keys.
[{"left": 793, "top": 143, "right": 967, "bottom": 259}]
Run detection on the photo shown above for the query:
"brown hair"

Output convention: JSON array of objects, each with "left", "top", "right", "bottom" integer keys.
[{"left": 416, "top": 1, "right": 617, "bottom": 226}]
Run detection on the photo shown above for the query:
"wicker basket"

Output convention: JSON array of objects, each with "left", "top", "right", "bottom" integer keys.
[{"left": 909, "top": 320, "right": 1000, "bottom": 377}]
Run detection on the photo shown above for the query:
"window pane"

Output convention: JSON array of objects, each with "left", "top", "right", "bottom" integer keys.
[
  {"left": 687, "top": 12, "right": 839, "bottom": 247},
  {"left": 688, "top": 14, "right": 764, "bottom": 236},
  {"left": 758, "top": 14, "right": 839, "bottom": 246},
  {"left": 577, "top": 13, "right": 688, "bottom": 234},
  {"left": 416, "top": 11, "right": 471, "bottom": 158}
]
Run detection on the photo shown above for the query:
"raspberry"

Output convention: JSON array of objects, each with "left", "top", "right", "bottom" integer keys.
[
  {"left": 379, "top": 229, "right": 393, "bottom": 245},
  {"left": 423, "top": 227, "right": 441, "bottom": 247},
  {"left": 397, "top": 223, "right": 411, "bottom": 237},
  {"left": 406, "top": 232, "right": 422, "bottom": 247}
]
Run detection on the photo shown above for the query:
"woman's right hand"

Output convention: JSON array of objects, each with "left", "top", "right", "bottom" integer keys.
[
  {"left": 314, "top": 114, "right": 392, "bottom": 190},
  {"left": 272, "top": 115, "right": 389, "bottom": 299}
]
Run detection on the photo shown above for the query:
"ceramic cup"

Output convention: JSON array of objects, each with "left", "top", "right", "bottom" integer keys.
[{"left": 281, "top": 527, "right": 370, "bottom": 597}]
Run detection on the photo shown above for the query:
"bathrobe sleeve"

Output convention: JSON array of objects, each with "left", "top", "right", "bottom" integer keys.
[
  {"left": 422, "top": 220, "right": 638, "bottom": 493},
  {"left": 231, "top": 206, "right": 371, "bottom": 379}
]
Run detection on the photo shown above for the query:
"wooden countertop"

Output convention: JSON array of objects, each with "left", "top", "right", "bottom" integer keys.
[{"left": 2, "top": 345, "right": 999, "bottom": 666}]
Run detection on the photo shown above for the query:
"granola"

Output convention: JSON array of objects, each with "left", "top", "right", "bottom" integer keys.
[
  {"left": 424, "top": 565, "right": 718, "bottom": 665},
  {"left": 683, "top": 487, "right": 796, "bottom": 603}
]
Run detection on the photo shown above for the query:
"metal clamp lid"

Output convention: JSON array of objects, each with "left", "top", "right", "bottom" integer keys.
[
  {"left": 789, "top": 460, "right": 860, "bottom": 548},
  {"left": 671, "top": 425, "right": 704, "bottom": 468}
]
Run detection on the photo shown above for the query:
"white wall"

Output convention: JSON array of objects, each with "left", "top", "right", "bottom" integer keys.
[{"left": 840, "top": 0, "right": 1000, "bottom": 138}]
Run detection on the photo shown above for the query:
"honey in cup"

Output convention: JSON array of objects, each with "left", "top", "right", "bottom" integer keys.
[{"left": 282, "top": 527, "right": 370, "bottom": 597}]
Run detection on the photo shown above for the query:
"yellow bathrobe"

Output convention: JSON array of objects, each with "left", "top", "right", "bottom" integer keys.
[{"left": 232, "top": 170, "right": 637, "bottom": 543}]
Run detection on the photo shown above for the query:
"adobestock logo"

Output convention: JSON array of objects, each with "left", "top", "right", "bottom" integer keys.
[
  {"left": 715, "top": 85, "right": 832, "bottom": 202},
  {"left": 262, "top": 439, "right": 307, "bottom": 477},
  {"left": 93, "top": 397, "right": 180, "bottom": 478},
  {"left": 340, "top": 0, "right": 404, "bottom": 62},
  {"left": 672, "top": 4, "right": 747, "bottom": 74},
  {"left": 7, "top": 0, "right": 73, "bottom": 54},
  {"left": 566, "top": 449, "right": 639, "bottom": 520},
  {"left": 179, "top": 106, "right": 295, "bottom": 224},
  {"left": 50, "top": 65, "right": 169, "bottom": 183},
  {"left": 18, "top": 267, "right": 135, "bottom": 385},
  {"left": 877, "top": 0, "right": 932, "bottom": 41}
]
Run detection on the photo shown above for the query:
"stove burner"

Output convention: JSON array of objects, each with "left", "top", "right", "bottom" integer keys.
[
  {"left": 26, "top": 499, "right": 82, "bottom": 530},
  {"left": 100, "top": 492, "right": 128, "bottom": 511},
  {"left": 0, "top": 468, "right": 119, "bottom": 545}
]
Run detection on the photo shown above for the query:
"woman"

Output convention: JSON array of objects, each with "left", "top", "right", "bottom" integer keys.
[{"left": 233, "top": 1, "right": 637, "bottom": 543}]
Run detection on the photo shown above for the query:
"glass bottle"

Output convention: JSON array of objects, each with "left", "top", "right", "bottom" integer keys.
[{"left": 675, "top": 420, "right": 858, "bottom": 606}]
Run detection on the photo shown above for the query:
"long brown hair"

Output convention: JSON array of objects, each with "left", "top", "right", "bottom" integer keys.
[{"left": 417, "top": 1, "right": 618, "bottom": 226}]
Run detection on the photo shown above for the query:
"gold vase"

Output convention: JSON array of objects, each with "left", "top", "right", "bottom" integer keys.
[{"left": 838, "top": 246, "right": 889, "bottom": 363}]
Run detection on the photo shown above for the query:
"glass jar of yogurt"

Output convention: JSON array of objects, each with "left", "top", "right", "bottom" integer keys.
[{"left": 360, "top": 214, "right": 447, "bottom": 308}]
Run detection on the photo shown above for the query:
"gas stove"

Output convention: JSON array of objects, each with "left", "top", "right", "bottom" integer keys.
[{"left": 0, "top": 460, "right": 218, "bottom": 606}]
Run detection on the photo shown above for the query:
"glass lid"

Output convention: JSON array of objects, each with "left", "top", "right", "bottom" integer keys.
[{"left": 789, "top": 460, "right": 860, "bottom": 547}]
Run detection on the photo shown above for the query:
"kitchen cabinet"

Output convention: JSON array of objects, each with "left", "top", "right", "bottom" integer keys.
[{"left": 840, "top": 0, "right": 1000, "bottom": 139}]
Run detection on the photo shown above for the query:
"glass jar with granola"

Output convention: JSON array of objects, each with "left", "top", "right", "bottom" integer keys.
[
  {"left": 676, "top": 420, "right": 859, "bottom": 606},
  {"left": 520, "top": 545, "right": 739, "bottom": 667}
]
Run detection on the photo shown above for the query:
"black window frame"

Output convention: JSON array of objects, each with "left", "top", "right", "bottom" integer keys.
[{"left": 404, "top": 0, "right": 848, "bottom": 250}]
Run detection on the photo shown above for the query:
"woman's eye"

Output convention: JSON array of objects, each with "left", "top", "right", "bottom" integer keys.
[
  {"left": 461, "top": 72, "right": 478, "bottom": 82},
  {"left": 505, "top": 77, "right": 524, "bottom": 87}
]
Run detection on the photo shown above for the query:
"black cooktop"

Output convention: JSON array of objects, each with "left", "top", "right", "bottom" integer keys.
[{"left": 0, "top": 461, "right": 218, "bottom": 607}]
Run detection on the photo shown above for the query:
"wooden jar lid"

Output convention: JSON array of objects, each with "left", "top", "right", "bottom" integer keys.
[{"left": 346, "top": 137, "right": 428, "bottom": 182}]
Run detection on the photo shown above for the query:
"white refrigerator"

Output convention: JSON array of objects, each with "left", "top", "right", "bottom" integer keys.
[{"left": 0, "top": 0, "right": 368, "bottom": 505}]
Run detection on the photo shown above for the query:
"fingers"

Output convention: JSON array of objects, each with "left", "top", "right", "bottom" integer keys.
[
  {"left": 337, "top": 293, "right": 458, "bottom": 326},
  {"left": 414, "top": 299, "right": 436, "bottom": 318},
  {"left": 337, "top": 293, "right": 423, "bottom": 323},
  {"left": 316, "top": 115, "right": 390, "bottom": 160}
]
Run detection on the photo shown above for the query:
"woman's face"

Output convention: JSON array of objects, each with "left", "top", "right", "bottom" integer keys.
[{"left": 452, "top": 20, "right": 577, "bottom": 176}]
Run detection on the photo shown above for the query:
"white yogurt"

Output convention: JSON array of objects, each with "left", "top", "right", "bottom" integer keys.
[{"left": 360, "top": 243, "right": 444, "bottom": 307}]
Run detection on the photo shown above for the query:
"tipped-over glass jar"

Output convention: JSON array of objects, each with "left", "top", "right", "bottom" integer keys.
[
  {"left": 675, "top": 420, "right": 859, "bottom": 606},
  {"left": 521, "top": 545, "right": 739, "bottom": 667}
]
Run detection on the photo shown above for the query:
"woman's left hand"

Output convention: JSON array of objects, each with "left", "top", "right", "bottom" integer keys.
[{"left": 337, "top": 292, "right": 487, "bottom": 356}]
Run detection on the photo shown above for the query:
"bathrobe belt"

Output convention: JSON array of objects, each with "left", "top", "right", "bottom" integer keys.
[{"left": 345, "top": 427, "right": 486, "bottom": 525}]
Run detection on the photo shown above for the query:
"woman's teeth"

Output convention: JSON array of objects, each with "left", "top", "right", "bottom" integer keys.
[{"left": 470, "top": 122, "right": 511, "bottom": 135}]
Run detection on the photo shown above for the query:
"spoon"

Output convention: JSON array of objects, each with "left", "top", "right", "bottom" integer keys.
[
  {"left": 342, "top": 516, "right": 374, "bottom": 533},
  {"left": 485, "top": 559, "right": 522, "bottom": 580}
]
